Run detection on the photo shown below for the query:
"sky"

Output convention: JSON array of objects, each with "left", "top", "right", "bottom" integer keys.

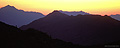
[{"left": 0, "top": 0, "right": 120, "bottom": 15}]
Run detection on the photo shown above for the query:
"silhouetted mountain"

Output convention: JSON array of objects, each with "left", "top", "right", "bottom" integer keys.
[
  {"left": 59, "top": 10, "right": 91, "bottom": 16},
  {"left": 0, "top": 5, "right": 44, "bottom": 27},
  {"left": 0, "top": 21, "right": 86, "bottom": 48},
  {"left": 20, "top": 10, "right": 120, "bottom": 45},
  {"left": 110, "top": 14, "right": 120, "bottom": 21}
]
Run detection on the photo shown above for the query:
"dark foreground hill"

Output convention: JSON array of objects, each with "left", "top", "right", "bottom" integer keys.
[
  {"left": 0, "top": 21, "right": 86, "bottom": 48},
  {"left": 0, "top": 5, "right": 44, "bottom": 27},
  {"left": 20, "top": 10, "right": 120, "bottom": 45},
  {"left": 1, "top": 19, "right": 120, "bottom": 48}
]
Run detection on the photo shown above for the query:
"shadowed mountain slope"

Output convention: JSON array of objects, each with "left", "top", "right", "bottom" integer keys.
[
  {"left": 0, "top": 21, "right": 86, "bottom": 48},
  {"left": 20, "top": 10, "right": 120, "bottom": 45}
]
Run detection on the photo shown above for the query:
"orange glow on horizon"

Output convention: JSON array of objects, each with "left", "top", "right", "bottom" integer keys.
[{"left": 0, "top": 0, "right": 120, "bottom": 15}]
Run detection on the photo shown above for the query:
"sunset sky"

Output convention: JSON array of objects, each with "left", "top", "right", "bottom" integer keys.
[{"left": 0, "top": 0, "right": 120, "bottom": 15}]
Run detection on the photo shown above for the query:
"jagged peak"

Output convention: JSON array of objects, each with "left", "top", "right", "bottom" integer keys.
[
  {"left": 1, "top": 5, "right": 17, "bottom": 10},
  {"left": 56, "top": 10, "right": 91, "bottom": 16},
  {"left": 52, "top": 10, "right": 60, "bottom": 13},
  {"left": 46, "top": 10, "right": 69, "bottom": 17},
  {"left": 51, "top": 10, "right": 88, "bottom": 14},
  {"left": 47, "top": 10, "right": 62, "bottom": 15},
  {"left": 5, "top": 5, "right": 15, "bottom": 8},
  {"left": 6, "top": 5, "right": 11, "bottom": 6}
]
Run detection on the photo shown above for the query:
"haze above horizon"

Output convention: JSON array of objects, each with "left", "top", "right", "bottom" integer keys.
[{"left": 0, "top": 0, "right": 120, "bottom": 15}]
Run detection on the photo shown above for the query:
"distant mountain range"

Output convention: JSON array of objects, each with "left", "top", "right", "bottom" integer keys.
[
  {"left": 0, "top": 5, "right": 120, "bottom": 28},
  {"left": 0, "top": 5, "right": 44, "bottom": 27},
  {"left": 110, "top": 14, "right": 120, "bottom": 21},
  {"left": 20, "top": 10, "right": 120, "bottom": 45},
  {"left": 59, "top": 10, "right": 91, "bottom": 16}
]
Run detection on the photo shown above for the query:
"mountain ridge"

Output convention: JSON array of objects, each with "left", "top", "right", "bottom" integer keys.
[
  {"left": 58, "top": 10, "right": 91, "bottom": 16},
  {"left": 20, "top": 11, "right": 120, "bottom": 45},
  {"left": 0, "top": 5, "right": 45, "bottom": 27},
  {"left": 110, "top": 14, "right": 120, "bottom": 21}
]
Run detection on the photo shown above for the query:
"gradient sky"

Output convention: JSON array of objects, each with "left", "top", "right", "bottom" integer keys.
[{"left": 0, "top": 0, "right": 120, "bottom": 15}]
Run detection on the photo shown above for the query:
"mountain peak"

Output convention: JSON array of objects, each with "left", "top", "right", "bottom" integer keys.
[
  {"left": 47, "top": 10, "right": 68, "bottom": 16},
  {"left": 0, "top": 5, "right": 17, "bottom": 10},
  {"left": 6, "top": 5, "right": 11, "bottom": 7},
  {"left": 47, "top": 10, "right": 62, "bottom": 16},
  {"left": 51, "top": 10, "right": 61, "bottom": 13},
  {"left": 0, "top": 5, "right": 45, "bottom": 27},
  {"left": 5, "top": 5, "right": 15, "bottom": 8},
  {"left": 45, "top": 10, "right": 69, "bottom": 19}
]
